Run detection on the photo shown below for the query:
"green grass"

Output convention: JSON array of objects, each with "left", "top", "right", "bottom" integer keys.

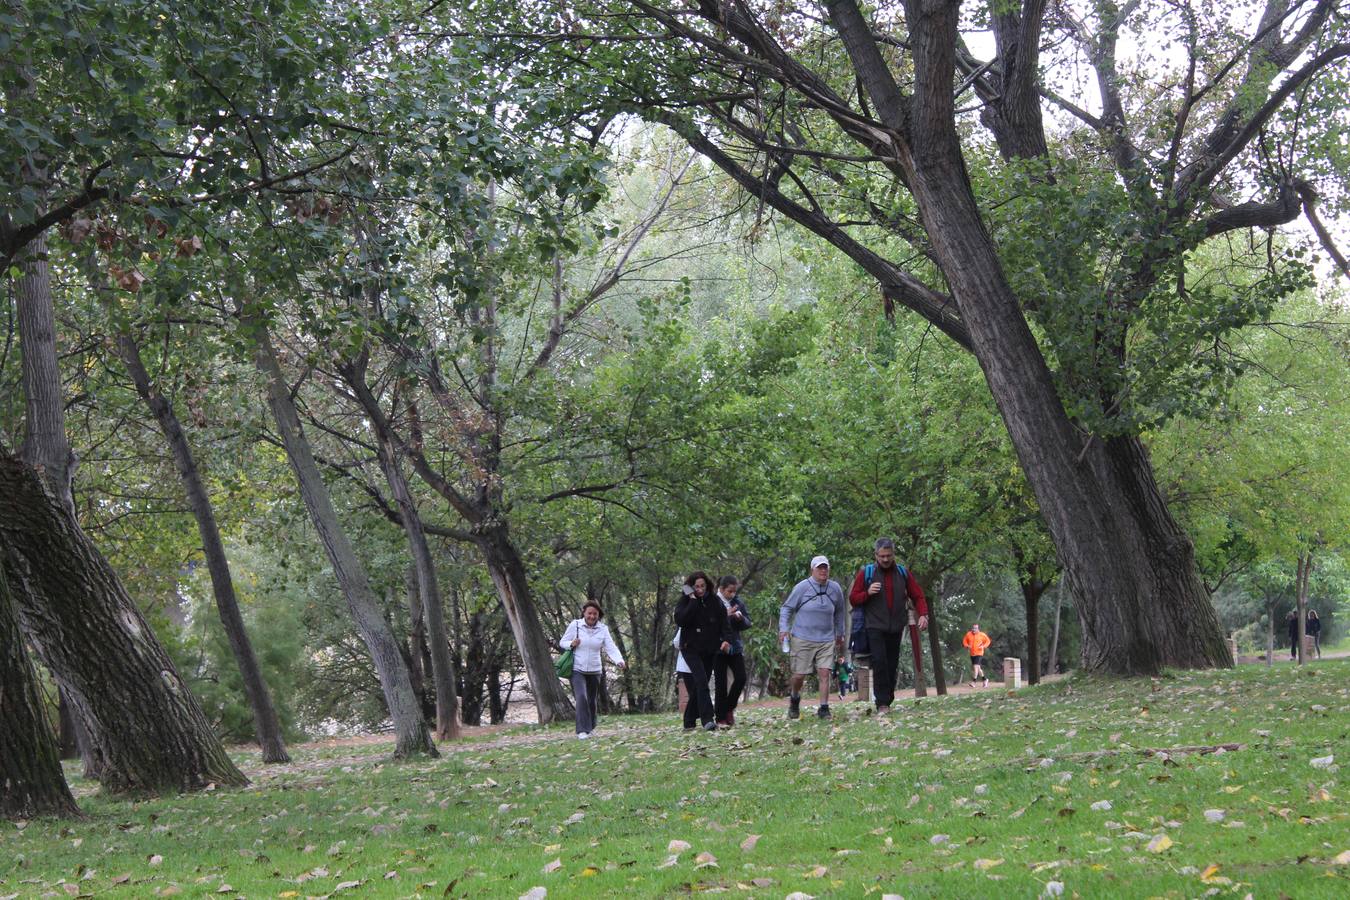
[{"left": 4, "top": 661, "right": 1349, "bottom": 898}]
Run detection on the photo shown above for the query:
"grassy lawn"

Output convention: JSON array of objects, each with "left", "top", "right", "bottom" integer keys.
[{"left": 3, "top": 661, "right": 1348, "bottom": 899}]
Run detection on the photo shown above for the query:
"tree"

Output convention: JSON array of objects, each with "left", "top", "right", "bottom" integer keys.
[
  {"left": 0, "top": 553, "right": 81, "bottom": 819},
  {"left": 498, "top": 0, "right": 1350, "bottom": 673}
]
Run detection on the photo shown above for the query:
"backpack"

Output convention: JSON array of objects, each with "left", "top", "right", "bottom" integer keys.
[{"left": 850, "top": 562, "right": 912, "bottom": 655}]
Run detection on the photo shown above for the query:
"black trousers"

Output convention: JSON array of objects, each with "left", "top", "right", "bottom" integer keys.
[
  {"left": 867, "top": 628, "right": 903, "bottom": 708},
  {"left": 714, "top": 652, "right": 747, "bottom": 721},
  {"left": 682, "top": 649, "right": 717, "bottom": 727},
  {"left": 571, "top": 671, "right": 601, "bottom": 734}
]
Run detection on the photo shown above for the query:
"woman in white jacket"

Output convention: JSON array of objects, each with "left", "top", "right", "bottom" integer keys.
[{"left": 559, "top": 601, "right": 625, "bottom": 738}]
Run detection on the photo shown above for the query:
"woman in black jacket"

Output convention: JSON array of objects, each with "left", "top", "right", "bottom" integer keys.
[
  {"left": 674, "top": 571, "right": 733, "bottom": 732},
  {"left": 1307, "top": 609, "right": 1322, "bottom": 658}
]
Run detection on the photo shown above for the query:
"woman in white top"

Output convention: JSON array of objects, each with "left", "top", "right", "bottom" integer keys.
[{"left": 559, "top": 601, "right": 625, "bottom": 738}]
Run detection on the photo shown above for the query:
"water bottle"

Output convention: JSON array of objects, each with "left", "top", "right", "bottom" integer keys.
[{"left": 781, "top": 634, "right": 791, "bottom": 653}]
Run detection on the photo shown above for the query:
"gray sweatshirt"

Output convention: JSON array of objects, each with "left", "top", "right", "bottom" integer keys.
[{"left": 779, "top": 577, "right": 846, "bottom": 642}]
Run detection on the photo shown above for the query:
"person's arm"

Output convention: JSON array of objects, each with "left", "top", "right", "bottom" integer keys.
[
  {"left": 833, "top": 584, "right": 847, "bottom": 640},
  {"left": 906, "top": 569, "right": 929, "bottom": 628},
  {"left": 730, "top": 598, "right": 752, "bottom": 631},
  {"left": 674, "top": 592, "right": 696, "bottom": 626},
  {"left": 779, "top": 583, "right": 803, "bottom": 637},
  {"left": 962, "top": 632, "right": 972, "bottom": 651},
  {"left": 602, "top": 626, "right": 625, "bottom": 667},
  {"left": 848, "top": 569, "right": 869, "bottom": 607},
  {"left": 560, "top": 620, "right": 578, "bottom": 651}
]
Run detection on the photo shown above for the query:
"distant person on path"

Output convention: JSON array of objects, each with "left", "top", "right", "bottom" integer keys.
[
  {"left": 714, "top": 575, "right": 752, "bottom": 728},
  {"left": 962, "top": 623, "right": 992, "bottom": 687},
  {"left": 559, "top": 601, "right": 625, "bottom": 739},
  {"left": 779, "top": 556, "right": 847, "bottom": 720},
  {"left": 848, "top": 539, "right": 928, "bottom": 712},
  {"left": 1287, "top": 609, "right": 1299, "bottom": 659},
  {"left": 674, "top": 571, "right": 733, "bottom": 732},
  {"left": 1307, "top": 609, "right": 1322, "bottom": 658}
]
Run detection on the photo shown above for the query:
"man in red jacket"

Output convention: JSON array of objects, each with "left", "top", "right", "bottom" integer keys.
[{"left": 849, "top": 539, "right": 928, "bottom": 712}]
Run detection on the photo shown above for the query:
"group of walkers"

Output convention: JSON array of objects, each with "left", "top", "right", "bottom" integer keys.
[
  {"left": 557, "top": 538, "right": 998, "bottom": 738},
  {"left": 1286, "top": 608, "right": 1323, "bottom": 659}
]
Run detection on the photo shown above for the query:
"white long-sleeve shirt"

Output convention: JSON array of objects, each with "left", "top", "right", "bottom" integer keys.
[{"left": 559, "top": 620, "right": 624, "bottom": 674}]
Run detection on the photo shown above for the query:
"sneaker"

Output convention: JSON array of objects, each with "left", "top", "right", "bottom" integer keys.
[
  {"left": 703, "top": 721, "right": 718, "bottom": 732},
  {"left": 817, "top": 704, "right": 832, "bottom": 720},
  {"left": 875, "top": 704, "right": 890, "bottom": 715},
  {"left": 787, "top": 695, "right": 801, "bottom": 719},
  {"left": 577, "top": 732, "right": 590, "bottom": 739}
]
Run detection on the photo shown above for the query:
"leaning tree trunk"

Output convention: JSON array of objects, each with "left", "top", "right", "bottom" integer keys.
[
  {"left": 253, "top": 331, "right": 435, "bottom": 758},
  {"left": 376, "top": 440, "right": 461, "bottom": 740},
  {"left": 0, "top": 557, "right": 82, "bottom": 819},
  {"left": 900, "top": 139, "right": 1229, "bottom": 675},
  {"left": 116, "top": 330, "right": 289, "bottom": 762},
  {"left": 403, "top": 566, "right": 432, "bottom": 716},
  {"left": 827, "top": 0, "right": 1231, "bottom": 676},
  {"left": 1295, "top": 551, "right": 1312, "bottom": 665},
  {"left": 0, "top": 455, "right": 247, "bottom": 793},
  {"left": 476, "top": 525, "right": 573, "bottom": 724}
]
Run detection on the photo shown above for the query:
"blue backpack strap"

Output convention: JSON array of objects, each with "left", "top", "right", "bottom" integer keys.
[{"left": 863, "top": 563, "right": 875, "bottom": 582}]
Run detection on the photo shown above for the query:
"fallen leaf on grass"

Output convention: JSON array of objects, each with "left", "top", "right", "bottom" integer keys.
[
  {"left": 740, "top": 834, "right": 760, "bottom": 852},
  {"left": 334, "top": 881, "right": 362, "bottom": 892},
  {"left": 1333, "top": 850, "right": 1350, "bottom": 865},
  {"left": 1310, "top": 755, "right": 1335, "bottom": 769},
  {"left": 215, "top": 886, "right": 233, "bottom": 894},
  {"left": 973, "top": 858, "right": 1004, "bottom": 871},
  {"left": 694, "top": 852, "right": 718, "bottom": 868},
  {"left": 656, "top": 855, "right": 679, "bottom": 869},
  {"left": 804, "top": 865, "right": 828, "bottom": 877},
  {"left": 785, "top": 894, "right": 815, "bottom": 900},
  {"left": 519, "top": 888, "right": 547, "bottom": 900},
  {"left": 668, "top": 839, "right": 692, "bottom": 853},
  {"left": 580, "top": 866, "right": 600, "bottom": 876},
  {"left": 148, "top": 855, "right": 163, "bottom": 867},
  {"left": 542, "top": 858, "right": 562, "bottom": 874},
  {"left": 1146, "top": 834, "right": 1174, "bottom": 853},
  {"left": 111, "top": 875, "right": 131, "bottom": 885}
]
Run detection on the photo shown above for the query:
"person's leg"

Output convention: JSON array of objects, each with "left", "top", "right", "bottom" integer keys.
[
  {"left": 586, "top": 673, "right": 601, "bottom": 731},
  {"left": 680, "top": 673, "right": 699, "bottom": 729},
  {"left": 725, "top": 653, "right": 747, "bottom": 722},
  {"left": 815, "top": 665, "right": 832, "bottom": 716},
  {"left": 868, "top": 628, "right": 895, "bottom": 708},
  {"left": 713, "top": 653, "right": 730, "bottom": 722},
  {"left": 686, "top": 651, "right": 717, "bottom": 727},
  {"left": 571, "top": 671, "right": 595, "bottom": 734}
]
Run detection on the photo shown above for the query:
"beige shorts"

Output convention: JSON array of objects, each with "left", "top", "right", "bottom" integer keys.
[{"left": 790, "top": 636, "right": 837, "bottom": 675}]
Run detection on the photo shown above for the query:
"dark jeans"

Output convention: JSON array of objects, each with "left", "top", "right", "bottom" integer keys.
[
  {"left": 867, "top": 628, "right": 903, "bottom": 708},
  {"left": 571, "top": 671, "right": 601, "bottom": 733},
  {"left": 714, "top": 652, "right": 747, "bottom": 721},
  {"left": 683, "top": 649, "right": 717, "bottom": 727}
]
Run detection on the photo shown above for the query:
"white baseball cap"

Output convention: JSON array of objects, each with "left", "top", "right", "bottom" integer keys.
[{"left": 810, "top": 555, "right": 830, "bottom": 569}]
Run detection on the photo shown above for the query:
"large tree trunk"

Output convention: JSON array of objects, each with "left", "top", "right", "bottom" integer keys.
[
  {"left": 476, "top": 525, "right": 572, "bottom": 724},
  {"left": 0, "top": 558, "right": 82, "bottom": 819},
  {"left": 886, "top": 6, "right": 1230, "bottom": 676},
  {"left": 0, "top": 455, "right": 247, "bottom": 793},
  {"left": 403, "top": 567, "right": 432, "bottom": 718},
  {"left": 115, "top": 330, "right": 289, "bottom": 763},
  {"left": 253, "top": 331, "right": 435, "bottom": 758}
]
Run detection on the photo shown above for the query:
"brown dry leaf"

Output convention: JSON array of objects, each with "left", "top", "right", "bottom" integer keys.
[
  {"left": 334, "top": 881, "right": 362, "bottom": 892},
  {"left": 542, "top": 858, "right": 562, "bottom": 874},
  {"left": 804, "top": 865, "right": 829, "bottom": 878},
  {"left": 1333, "top": 850, "right": 1350, "bottom": 865},
  {"left": 656, "top": 854, "right": 679, "bottom": 869},
  {"left": 62, "top": 886, "right": 79, "bottom": 897},
  {"left": 519, "top": 888, "right": 547, "bottom": 900},
  {"left": 740, "top": 834, "right": 760, "bottom": 852},
  {"left": 148, "top": 855, "right": 164, "bottom": 867},
  {"left": 580, "top": 866, "right": 600, "bottom": 877},
  {"left": 111, "top": 875, "right": 132, "bottom": 885},
  {"left": 694, "top": 851, "right": 718, "bottom": 868},
  {"left": 973, "top": 858, "right": 1004, "bottom": 871},
  {"left": 1146, "top": 834, "right": 1174, "bottom": 853},
  {"left": 215, "top": 885, "right": 233, "bottom": 894},
  {"left": 668, "top": 839, "right": 692, "bottom": 853}
]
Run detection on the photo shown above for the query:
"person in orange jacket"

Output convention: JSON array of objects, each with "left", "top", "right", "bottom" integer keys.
[{"left": 962, "top": 623, "right": 991, "bottom": 687}]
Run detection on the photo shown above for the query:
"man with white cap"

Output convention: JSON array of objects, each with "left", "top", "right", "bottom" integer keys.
[{"left": 778, "top": 555, "right": 848, "bottom": 719}]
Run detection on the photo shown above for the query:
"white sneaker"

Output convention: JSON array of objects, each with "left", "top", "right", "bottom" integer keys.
[{"left": 577, "top": 732, "right": 590, "bottom": 739}]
